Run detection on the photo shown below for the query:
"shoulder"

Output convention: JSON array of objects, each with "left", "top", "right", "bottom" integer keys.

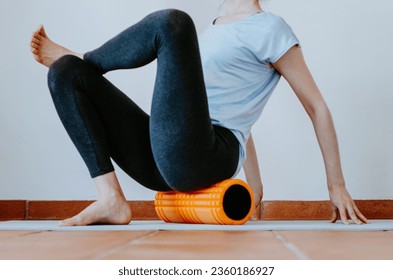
[{"left": 252, "top": 12, "right": 293, "bottom": 32}]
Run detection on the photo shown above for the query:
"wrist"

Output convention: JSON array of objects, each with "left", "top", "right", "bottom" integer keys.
[
  {"left": 327, "top": 179, "right": 346, "bottom": 191},
  {"left": 326, "top": 168, "right": 345, "bottom": 190}
]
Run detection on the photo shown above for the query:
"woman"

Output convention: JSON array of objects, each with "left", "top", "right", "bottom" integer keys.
[{"left": 30, "top": 0, "right": 368, "bottom": 226}]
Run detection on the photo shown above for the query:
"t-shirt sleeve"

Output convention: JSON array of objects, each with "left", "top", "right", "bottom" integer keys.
[{"left": 267, "top": 16, "right": 300, "bottom": 64}]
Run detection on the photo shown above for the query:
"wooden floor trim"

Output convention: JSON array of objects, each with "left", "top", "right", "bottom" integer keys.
[{"left": 1, "top": 200, "right": 392, "bottom": 221}]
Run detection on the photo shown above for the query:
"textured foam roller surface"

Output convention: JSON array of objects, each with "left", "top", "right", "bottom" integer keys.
[{"left": 155, "top": 179, "right": 254, "bottom": 225}]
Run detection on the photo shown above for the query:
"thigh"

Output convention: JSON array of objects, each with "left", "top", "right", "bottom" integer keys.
[
  {"left": 148, "top": 11, "right": 239, "bottom": 191},
  {"left": 73, "top": 57, "right": 171, "bottom": 191},
  {"left": 99, "top": 84, "right": 171, "bottom": 192}
]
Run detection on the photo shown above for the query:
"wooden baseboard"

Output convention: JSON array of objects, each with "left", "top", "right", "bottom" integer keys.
[{"left": 1, "top": 200, "right": 392, "bottom": 221}]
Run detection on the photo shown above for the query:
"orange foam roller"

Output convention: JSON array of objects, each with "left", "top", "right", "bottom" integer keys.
[{"left": 155, "top": 179, "right": 254, "bottom": 225}]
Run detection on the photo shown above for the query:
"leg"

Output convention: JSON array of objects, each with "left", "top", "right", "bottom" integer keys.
[
  {"left": 32, "top": 9, "right": 239, "bottom": 226},
  {"left": 47, "top": 55, "right": 170, "bottom": 191},
  {"left": 30, "top": 25, "right": 82, "bottom": 67},
  {"left": 34, "top": 10, "right": 235, "bottom": 191},
  {"left": 60, "top": 172, "right": 132, "bottom": 226},
  {"left": 84, "top": 9, "right": 240, "bottom": 191},
  {"left": 47, "top": 55, "right": 171, "bottom": 226}
]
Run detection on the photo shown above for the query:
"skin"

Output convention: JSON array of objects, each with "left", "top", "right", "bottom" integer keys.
[
  {"left": 222, "top": 0, "right": 368, "bottom": 224},
  {"left": 244, "top": 134, "right": 264, "bottom": 220},
  {"left": 272, "top": 46, "right": 368, "bottom": 225},
  {"left": 30, "top": 25, "right": 82, "bottom": 67},
  {"left": 30, "top": 0, "right": 368, "bottom": 226},
  {"left": 31, "top": 26, "right": 131, "bottom": 226}
]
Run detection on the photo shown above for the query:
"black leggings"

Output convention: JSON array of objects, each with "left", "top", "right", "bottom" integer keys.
[{"left": 47, "top": 9, "right": 239, "bottom": 192}]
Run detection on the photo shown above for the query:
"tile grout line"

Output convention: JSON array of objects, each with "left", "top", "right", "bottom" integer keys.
[
  {"left": 87, "top": 231, "right": 160, "bottom": 260},
  {"left": 272, "top": 231, "right": 310, "bottom": 260},
  {"left": 25, "top": 201, "right": 29, "bottom": 220},
  {"left": 0, "top": 231, "right": 44, "bottom": 240}
]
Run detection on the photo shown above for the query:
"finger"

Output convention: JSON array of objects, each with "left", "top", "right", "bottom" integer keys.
[
  {"left": 255, "top": 202, "right": 261, "bottom": 220},
  {"left": 354, "top": 205, "right": 369, "bottom": 224},
  {"left": 251, "top": 209, "right": 258, "bottom": 220},
  {"left": 347, "top": 205, "right": 363, "bottom": 225},
  {"left": 339, "top": 207, "right": 349, "bottom": 225},
  {"left": 251, "top": 202, "right": 262, "bottom": 220},
  {"left": 330, "top": 206, "right": 338, "bottom": 223}
]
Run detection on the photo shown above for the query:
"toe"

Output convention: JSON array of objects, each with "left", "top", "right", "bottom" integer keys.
[
  {"left": 32, "top": 33, "right": 42, "bottom": 42},
  {"left": 59, "top": 215, "right": 84, "bottom": 227},
  {"left": 34, "top": 55, "right": 43, "bottom": 64},
  {"left": 31, "top": 48, "right": 39, "bottom": 55},
  {"left": 32, "top": 37, "right": 41, "bottom": 44},
  {"left": 58, "top": 218, "right": 74, "bottom": 227},
  {"left": 31, "top": 41, "right": 40, "bottom": 50},
  {"left": 38, "top": 25, "right": 47, "bottom": 37}
]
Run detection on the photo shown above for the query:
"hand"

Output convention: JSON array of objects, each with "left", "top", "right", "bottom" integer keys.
[
  {"left": 329, "top": 183, "right": 368, "bottom": 225},
  {"left": 251, "top": 192, "right": 263, "bottom": 220}
]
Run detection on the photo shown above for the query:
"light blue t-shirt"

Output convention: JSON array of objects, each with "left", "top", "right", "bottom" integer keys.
[{"left": 198, "top": 11, "right": 300, "bottom": 176}]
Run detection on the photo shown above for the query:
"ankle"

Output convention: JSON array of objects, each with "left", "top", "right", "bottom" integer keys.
[
  {"left": 97, "top": 191, "right": 125, "bottom": 203},
  {"left": 94, "top": 172, "right": 126, "bottom": 200}
]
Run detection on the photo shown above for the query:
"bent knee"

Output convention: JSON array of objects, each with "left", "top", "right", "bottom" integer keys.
[
  {"left": 165, "top": 9, "right": 194, "bottom": 28},
  {"left": 48, "top": 55, "right": 83, "bottom": 80},
  {"left": 151, "top": 9, "right": 195, "bottom": 34},
  {"left": 47, "top": 55, "right": 85, "bottom": 91}
]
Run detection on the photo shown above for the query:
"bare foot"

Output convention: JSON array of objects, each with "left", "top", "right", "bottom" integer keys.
[
  {"left": 59, "top": 196, "right": 132, "bottom": 226},
  {"left": 30, "top": 25, "right": 82, "bottom": 67}
]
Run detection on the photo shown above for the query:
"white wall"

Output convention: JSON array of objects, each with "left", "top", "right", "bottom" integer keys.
[{"left": 0, "top": 0, "right": 392, "bottom": 201}]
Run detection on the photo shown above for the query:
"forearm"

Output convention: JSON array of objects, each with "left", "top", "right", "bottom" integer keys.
[
  {"left": 244, "top": 134, "right": 263, "bottom": 194},
  {"left": 243, "top": 134, "right": 264, "bottom": 220},
  {"left": 243, "top": 135, "right": 263, "bottom": 212},
  {"left": 310, "top": 105, "right": 345, "bottom": 189},
  {"left": 273, "top": 46, "right": 367, "bottom": 223}
]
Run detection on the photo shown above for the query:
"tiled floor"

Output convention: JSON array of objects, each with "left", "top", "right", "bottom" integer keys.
[
  {"left": 3, "top": 220, "right": 393, "bottom": 231},
  {"left": 1, "top": 225, "right": 393, "bottom": 259}
]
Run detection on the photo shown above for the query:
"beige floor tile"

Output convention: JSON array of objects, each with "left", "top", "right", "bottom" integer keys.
[
  {"left": 0, "top": 231, "right": 154, "bottom": 260},
  {"left": 0, "top": 231, "right": 37, "bottom": 239},
  {"left": 278, "top": 231, "right": 393, "bottom": 259},
  {"left": 103, "top": 231, "right": 298, "bottom": 260},
  {"left": 2, "top": 229, "right": 392, "bottom": 260}
]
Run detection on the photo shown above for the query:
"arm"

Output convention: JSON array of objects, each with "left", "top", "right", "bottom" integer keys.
[
  {"left": 272, "top": 46, "right": 368, "bottom": 224},
  {"left": 243, "top": 133, "right": 264, "bottom": 220}
]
